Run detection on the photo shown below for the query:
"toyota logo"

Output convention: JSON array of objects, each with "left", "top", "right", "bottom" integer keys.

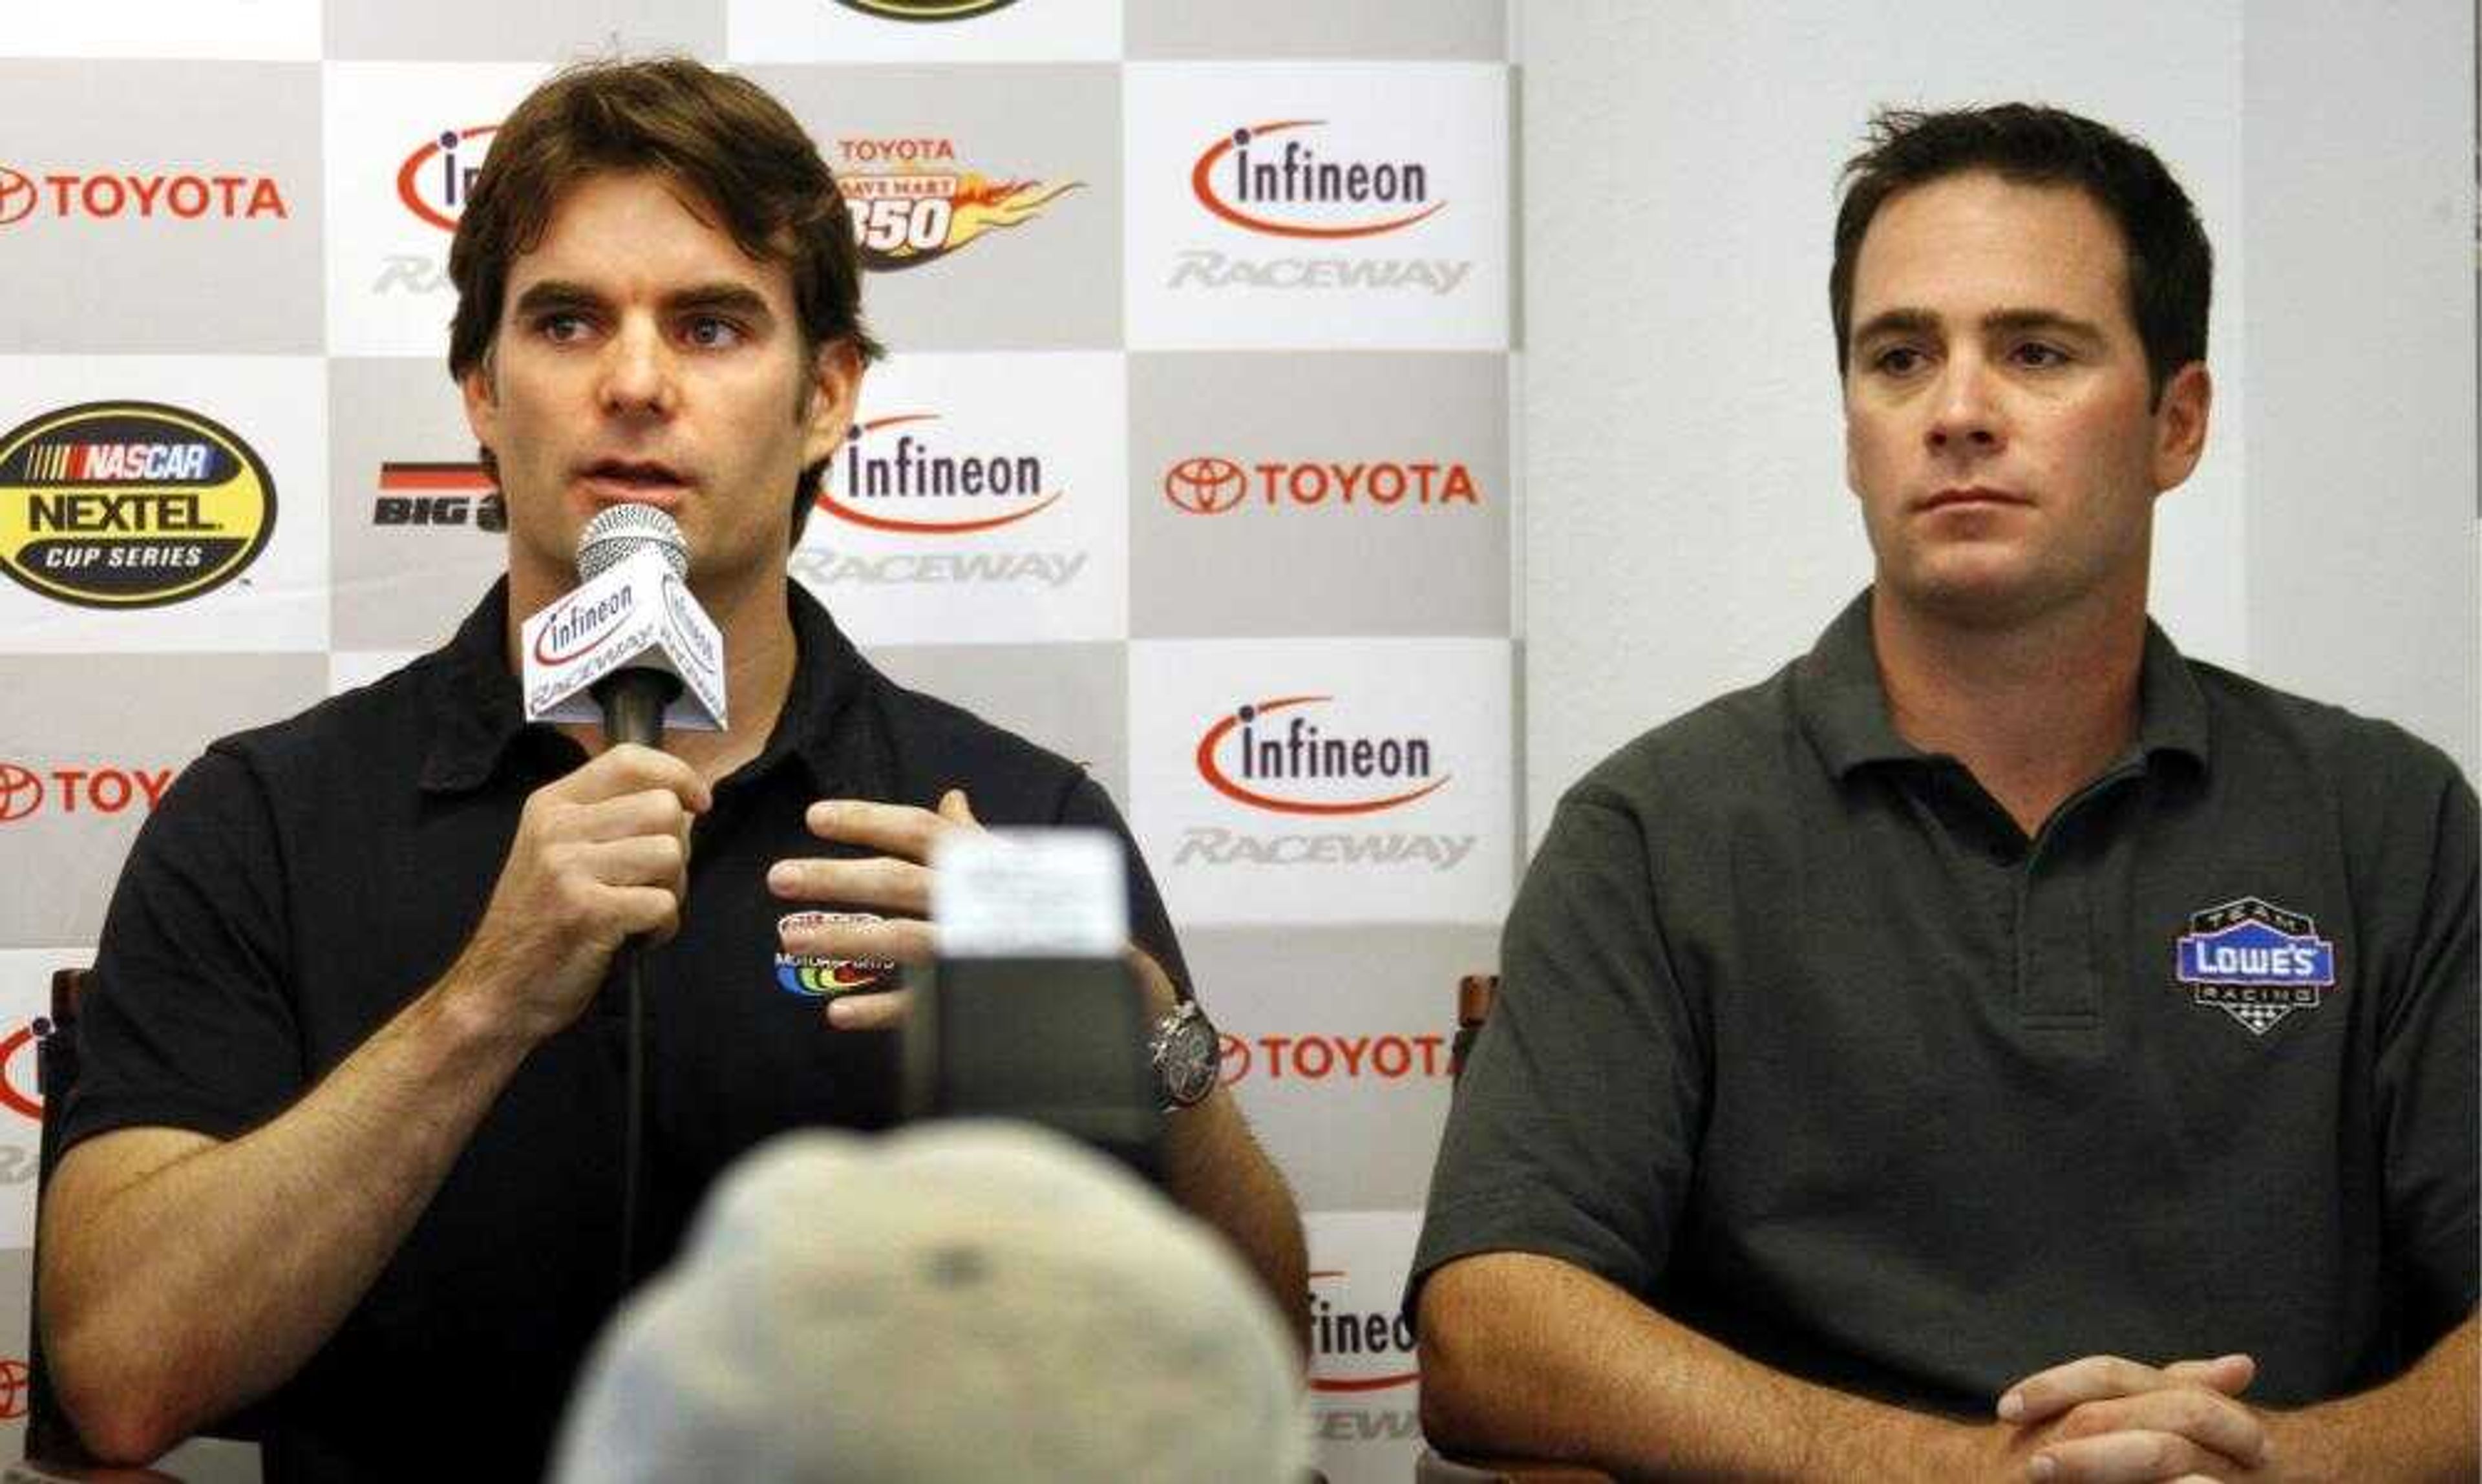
[
  {"left": 0, "top": 765, "right": 41, "bottom": 823},
  {"left": 1163, "top": 456, "right": 1247, "bottom": 514},
  {"left": 0, "top": 169, "right": 36, "bottom": 228}
]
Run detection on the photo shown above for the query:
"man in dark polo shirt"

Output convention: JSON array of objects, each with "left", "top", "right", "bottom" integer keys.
[
  {"left": 1414, "top": 105, "right": 2476, "bottom": 1481},
  {"left": 36, "top": 59, "right": 1305, "bottom": 1482}
]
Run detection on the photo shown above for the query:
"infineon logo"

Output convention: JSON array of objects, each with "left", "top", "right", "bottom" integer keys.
[
  {"left": 1194, "top": 696, "right": 1447, "bottom": 816},
  {"left": 1307, "top": 1269, "right": 1419, "bottom": 1395},
  {"left": 530, "top": 585, "right": 637, "bottom": 666},
  {"left": 1191, "top": 120, "right": 1443, "bottom": 240},
  {"left": 833, "top": 0, "right": 1018, "bottom": 16},
  {"left": 833, "top": 136, "right": 1079, "bottom": 273},
  {"left": 396, "top": 126, "right": 497, "bottom": 232},
  {"left": 0, "top": 402, "right": 276, "bottom": 608},
  {"left": 818, "top": 412, "right": 1063, "bottom": 534}
]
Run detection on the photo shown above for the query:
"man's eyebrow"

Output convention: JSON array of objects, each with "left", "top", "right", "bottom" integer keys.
[
  {"left": 1851, "top": 308, "right": 1938, "bottom": 344},
  {"left": 663, "top": 283, "right": 775, "bottom": 319},
  {"left": 508, "top": 279, "right": 606, "bottom": 316},
  {"left": 505, "top": 281, "right": 778, "bottom": 319},
  {"left": 1982, "top": 307, "right": 2106, "bottom": 342}
]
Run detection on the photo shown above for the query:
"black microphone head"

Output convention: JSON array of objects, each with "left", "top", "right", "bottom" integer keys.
[{"left": 577, "top": 505, "right": 689, "bottom": 584}]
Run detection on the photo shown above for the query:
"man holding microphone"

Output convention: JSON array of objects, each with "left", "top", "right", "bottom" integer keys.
[{"left": 39, "top": 57, "right": 1304, "bottom": 1481}]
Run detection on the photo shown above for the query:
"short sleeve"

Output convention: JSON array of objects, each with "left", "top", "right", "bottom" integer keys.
[
  {"left": 1408, "top": 787, "right": 1709, "bottom": 1308},
  {"left": 60, "top": 744, "right": 306, "bottom": 1152},
  {"left": 2373, "top": 765, "right": 2479, "bottom": 1344}
]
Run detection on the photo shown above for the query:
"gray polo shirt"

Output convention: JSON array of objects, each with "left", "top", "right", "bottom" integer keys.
[{"left": 1413, "top": 591, "right": 2477, "bottom": 1413}]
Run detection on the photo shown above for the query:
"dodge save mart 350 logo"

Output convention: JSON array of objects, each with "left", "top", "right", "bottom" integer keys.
[{"left": 0, "top": 401, "right": 277, "bottom": 608}]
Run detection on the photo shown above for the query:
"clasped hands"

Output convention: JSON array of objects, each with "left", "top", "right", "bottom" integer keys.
[{"left": 1991, "top": 1351, "right": 2283, "bottom": 1483}]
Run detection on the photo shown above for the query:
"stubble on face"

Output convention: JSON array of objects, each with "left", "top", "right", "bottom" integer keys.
[
  {"left": 461, "top": 171, "right": 853, "bottom": 616},
  {"left": 1840, "top": 172, "right": 2195, "bottom": 635}
]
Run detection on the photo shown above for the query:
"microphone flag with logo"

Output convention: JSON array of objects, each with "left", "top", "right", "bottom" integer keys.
[{"left": 520, "top": 505, "right": 727, "bottom": 742}]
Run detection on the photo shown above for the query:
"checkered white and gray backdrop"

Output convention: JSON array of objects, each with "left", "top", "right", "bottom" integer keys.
[{"left": 2, "top": 5, "right": 2475, "bottom": 1482}]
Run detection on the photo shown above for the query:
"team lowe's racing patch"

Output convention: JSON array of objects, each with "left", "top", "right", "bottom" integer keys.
[{"left": 2173, "top": 896, "right": 2338, "bottom": 1035}]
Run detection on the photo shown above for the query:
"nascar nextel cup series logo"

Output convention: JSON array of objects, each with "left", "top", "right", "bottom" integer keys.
[
  {"left": 1176, "top": 119, "right": 1467, "bottom": 296},
  {"left": 0, "top": 403, "right": 276, "bottom": 608},
  {"left": 834, "top": 136, "right": 1078, "bottom": 272},
  {"left": 833, "top": 0, "right": 1018, "bottom": 17},
  {"left": 0, "top": 164, "right": 288, "bottom": 227},
  {"left": 396, "top": 126, "right": 497, "bottom": 232},
  {"left": 1163, "top": 454, "right": 1481, "bottom": 514},
  {"left": 2173, "top": 896, "right": 2339, "bottom": 1036}
]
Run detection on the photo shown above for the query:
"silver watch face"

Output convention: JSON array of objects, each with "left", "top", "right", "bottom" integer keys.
[{"left": 1156, "top": 1003, "right": 1219, "bottom": 1108}]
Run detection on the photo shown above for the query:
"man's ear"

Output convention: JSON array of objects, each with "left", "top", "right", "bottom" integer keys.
[
  {"left": 2151, "top": 361, "right": 2212, "bottom": 494},
  {"left": 460, "top": 358, "right": 500, "bottom": 460},
  {"left": 801, "top": 339, "right": 866, "bottom": 467}
]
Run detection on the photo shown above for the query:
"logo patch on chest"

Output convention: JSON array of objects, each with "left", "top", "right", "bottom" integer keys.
[
  {"left": 773, "top": 911, "right": 900, "bottom": 999},
  {"left": 2172, "top": 896, "right": 2337, "bottom": 1036}
]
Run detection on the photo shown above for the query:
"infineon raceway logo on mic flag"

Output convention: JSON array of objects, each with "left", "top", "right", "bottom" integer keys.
[
  {"left": 833, "top": 135, "right": 1079, "bottom": 273},
  {"left": 0, "top": 402, "right": 277, "bottom": 608}
]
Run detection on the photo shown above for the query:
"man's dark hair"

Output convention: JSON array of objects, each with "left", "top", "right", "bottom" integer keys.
[
  {"left": 1830, "top": 103, "right": 2211, "bottom": 406},
  {"left": 448, "top": 56, "right": 883, "bottom": 544}
]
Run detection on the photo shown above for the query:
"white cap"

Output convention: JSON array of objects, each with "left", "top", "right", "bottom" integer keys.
[{"left": 550, "top": 1121, "right": 1308, "bottom": 1484}]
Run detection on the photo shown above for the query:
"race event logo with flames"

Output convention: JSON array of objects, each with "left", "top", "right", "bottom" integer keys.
[
  {"left": 815, "top": 412, "right": 1062, "bottom": 534},
  {"left": 1195, "top": 696, "right": 1447, "bottom": 816},
  {"left": 833, "top": 135, "right": 1078, "bottom": 272},
  {"left": 0, "top": 402, "right": 277, "bottom": 608}
]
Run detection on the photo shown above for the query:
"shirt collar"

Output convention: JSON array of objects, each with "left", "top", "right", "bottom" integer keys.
[
  {"left": 418, "top": 576, "right": 865, "bottom": 797},
  {"left": 1796, "top": 588, "right": 2212, "bottom": 782}
]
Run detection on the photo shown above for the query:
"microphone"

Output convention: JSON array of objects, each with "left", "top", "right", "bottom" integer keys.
[
  {"left": 578, "top": 507, "right": 688, "bottom": 748},
  {"left": 518, "top": 504, "right": 728, "bottom": 739}
]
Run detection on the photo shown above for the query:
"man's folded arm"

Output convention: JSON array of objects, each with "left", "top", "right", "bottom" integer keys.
[
  {"left": 40, "top": 978, "right": 541, "bottom": 1464},
  {"left": 1419, "top": 1250, "right": 1999, "bottom": 1479}
]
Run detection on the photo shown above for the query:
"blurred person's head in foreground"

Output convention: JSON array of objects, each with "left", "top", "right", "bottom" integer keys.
[{"left": 551, "top": 1120, "right": 1308, "bottom": 1483}]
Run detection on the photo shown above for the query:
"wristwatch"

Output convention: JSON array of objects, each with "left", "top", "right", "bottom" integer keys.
[{"left": 1147, "top": 999, "right": 1220, "bottom": 1112}]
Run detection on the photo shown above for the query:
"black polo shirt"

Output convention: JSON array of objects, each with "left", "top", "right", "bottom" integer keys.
[
  {"left": 1414, "top": 590, "right": 2477, "bottom": 1414},
  {"left": 63, "top": 578, "right": 1187, "bottom": 1483}
]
